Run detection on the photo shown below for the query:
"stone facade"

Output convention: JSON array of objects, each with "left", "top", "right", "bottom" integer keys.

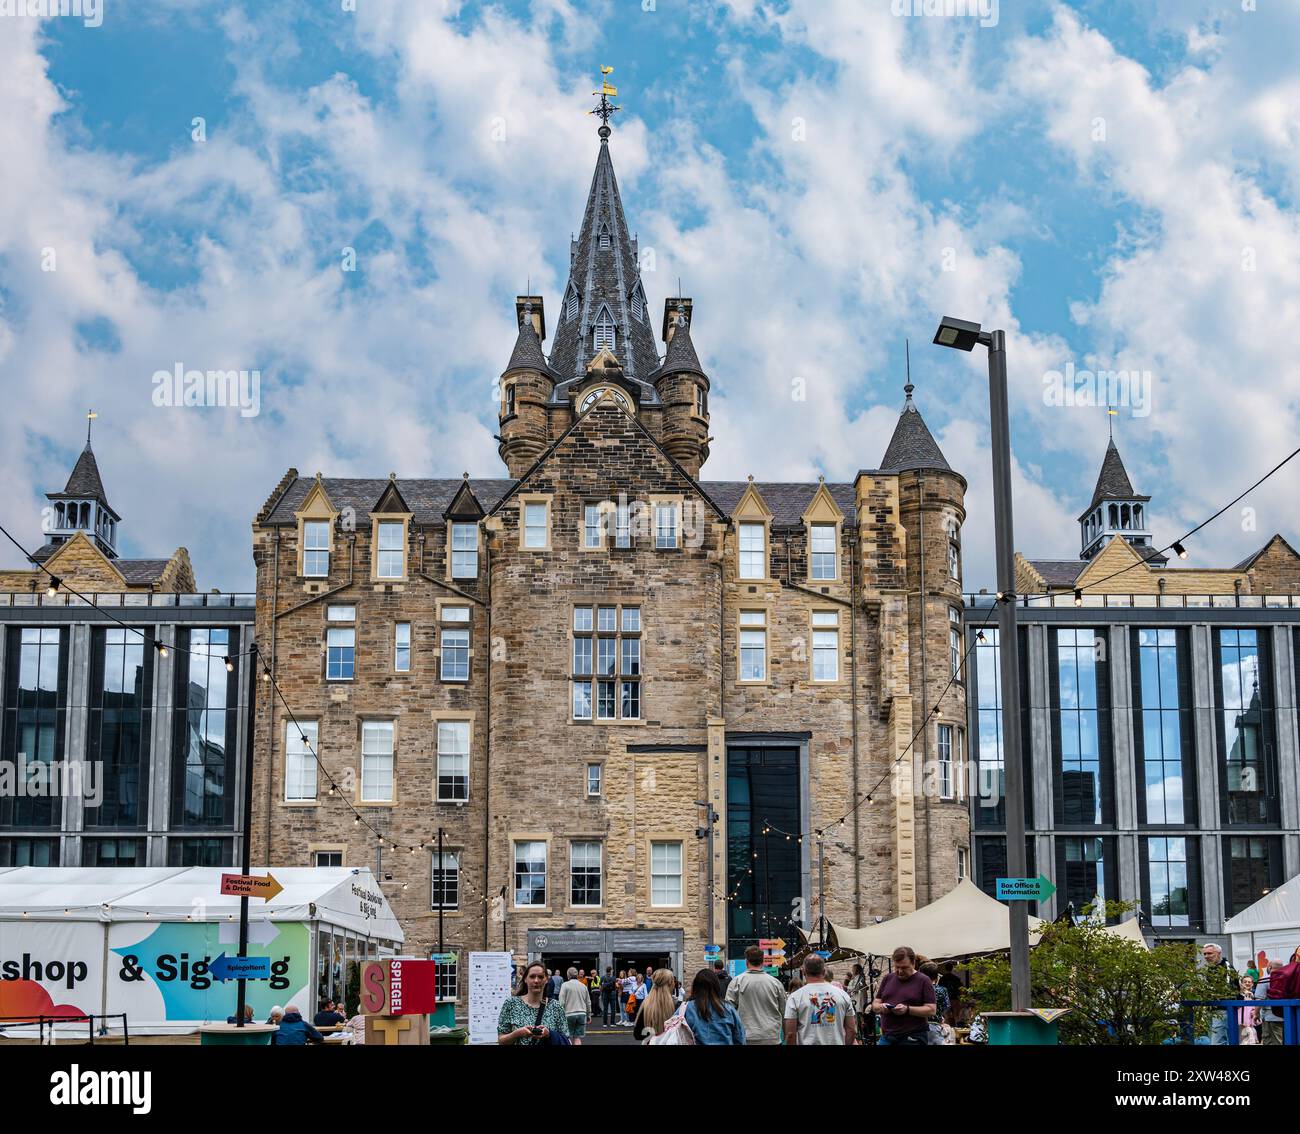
[{"left": 248, "top": 134, "right": 969, "bottom": 998}]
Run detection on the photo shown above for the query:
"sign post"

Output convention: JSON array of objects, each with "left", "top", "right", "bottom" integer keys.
[{"left": 234, "top": 641, "right": 259, "bottom": 1029}]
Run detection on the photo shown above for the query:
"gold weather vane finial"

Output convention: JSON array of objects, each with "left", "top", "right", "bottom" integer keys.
[
  {"left": 86, "top": 408, "right": 97, "bottom": 445},
  {"left": 589, "top": 65, "right": 621, "bottom": 140}
]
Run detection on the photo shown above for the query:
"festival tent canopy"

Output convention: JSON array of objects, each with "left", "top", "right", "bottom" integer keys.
[
  {"left": 0, "top": 867, "right": 403, "bottom": 940},
  {"left": 820, "top": 878, "right": 1048, "bottom": 960},
  {"left": 1223, "top": 872, "right": 1300, "bottom": 971},
  {"left": 1100, "top": 916, "right": 1149, "bottom": 949}
]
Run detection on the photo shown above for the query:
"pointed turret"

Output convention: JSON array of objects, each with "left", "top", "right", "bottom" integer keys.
[
  {"left": 651, "top": 298, "right": 710, "bottom": 476},
  {"left": 1077, "top": 437, "right": 1161, "bottom": 563},
  {"left": 498, "top": 296, "right": 557, "bottom": 477},
  {"left": 42, "top": 434, "right": 121, "bottom": 560},
  {"left": 880, "top": 384, "right": 951, "bottom": 474},
  {"left": 546, "top": 137, "right": 660, "bottom": 398}
]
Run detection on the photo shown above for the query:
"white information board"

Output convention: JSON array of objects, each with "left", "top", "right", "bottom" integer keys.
[{"left": 468, "top": 951, "right": 514, "bottom": 1045}]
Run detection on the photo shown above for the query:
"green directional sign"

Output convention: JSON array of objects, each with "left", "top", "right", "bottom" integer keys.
[{"left": 996, "top": 875, "right": 1056, "bottom": 902}]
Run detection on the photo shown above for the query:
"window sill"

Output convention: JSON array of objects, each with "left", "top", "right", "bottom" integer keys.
[{"left": 440, "top": 678, "right": 470, "bottom": 685}]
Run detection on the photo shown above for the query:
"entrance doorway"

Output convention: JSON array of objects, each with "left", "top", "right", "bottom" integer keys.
[
  {"left": 613, "top": 952, "right": 671, "bottom": 979},
  {"left": 542, "top": 952, "right": 599, "bottom": 981}
]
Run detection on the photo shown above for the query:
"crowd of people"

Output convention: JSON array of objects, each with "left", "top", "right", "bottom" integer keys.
[
  {"left": 1206, "top": 941, "right": 1300, "bottom": 1046},
  {"left": 496, "top": 945, "right": 965, "bottom": 1045}
]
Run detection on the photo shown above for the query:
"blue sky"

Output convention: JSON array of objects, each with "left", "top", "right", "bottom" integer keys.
[{"left": 2, "top": 0, "right": 1299, "bottom": 589}]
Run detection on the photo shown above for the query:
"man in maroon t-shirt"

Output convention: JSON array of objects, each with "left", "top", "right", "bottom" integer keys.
[{"left": 871, "top": 945, "right": 936, "bottom": 1046}]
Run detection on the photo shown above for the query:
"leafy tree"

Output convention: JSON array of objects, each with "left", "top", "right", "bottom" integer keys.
[{"left": 967, "top": 902, "right": 1230, "bottom": 1045}]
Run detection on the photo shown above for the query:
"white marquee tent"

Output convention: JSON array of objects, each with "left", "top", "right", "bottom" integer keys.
[
  {"left": 1223, "top": 872, "right": 1300, "bottom": 972},
  {"left": 819, "top": 879, "right": 1048, "bottom": 959},
  {"left": 809, "top": 881, "right": 1151, "bottom": 960},
  {"left": 0, "top": 867, "right": 402, "bottom": 1034}
]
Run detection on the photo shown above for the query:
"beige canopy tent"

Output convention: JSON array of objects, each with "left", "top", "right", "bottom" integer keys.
[
  {"left": 809, "top": 879, "right": 1048, "bottom": 960},
  {"left": 801, "top": 884, "right": 1150, "bottom": 961},
  {"left": 1100, "top": 916, "right": 1149, "bottom": 950}
]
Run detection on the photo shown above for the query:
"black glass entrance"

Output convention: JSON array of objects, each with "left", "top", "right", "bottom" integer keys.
[{"left": 726, "top": 745, "right": 801, "bottom": 959}]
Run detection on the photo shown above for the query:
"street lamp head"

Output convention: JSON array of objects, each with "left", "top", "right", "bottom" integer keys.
[{"left": 933, "top": 315, "right": 983, "bottom": 352}]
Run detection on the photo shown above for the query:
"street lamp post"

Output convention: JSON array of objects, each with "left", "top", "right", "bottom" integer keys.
[{"left": 933, "top": 316, "right": 1031, "bottom": 1013}]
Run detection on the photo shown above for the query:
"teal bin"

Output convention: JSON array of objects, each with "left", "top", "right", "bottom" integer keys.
[{"left": 984, "top": 1011, "right": 1062, "bottom": 1045}]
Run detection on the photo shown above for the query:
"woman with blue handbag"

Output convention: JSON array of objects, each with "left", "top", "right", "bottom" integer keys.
[{"left": 498, "top": 961, "right": 573, "bottom": 1045}]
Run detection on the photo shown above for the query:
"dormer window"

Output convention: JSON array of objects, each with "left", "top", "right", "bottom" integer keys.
[
  {"left": 594, "top": 311, "right": 616, "bottom": 352},
  {"left": 631, "top": 287, "right": 644, "bottom": 322},
  {"left": 565, "top": 287, "right": 579, "bottom": 323},
  {"left": 599, "top": 224, "right": 611, "bottom": 250}
]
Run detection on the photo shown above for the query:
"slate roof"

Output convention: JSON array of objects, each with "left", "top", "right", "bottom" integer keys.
[
  {"left": 703, "top": 482, "right": 858, "bottom": 528},
  {"left": 1081, "top": 438, "right": 1149, "bottom": 517},
  {"left": 262, "top": 477, "right": 517, "bottom": 526},
  {"left": 650, "top": 318, "right": 705, "bottom": 381},
  {"left": 504, "top": 320, "right": 558, "bottom": 378},
  {"left": 1025, "top": 559, "right": 1084, "bottom": 587},
  {"left": 117, "top": 559, "right": 172, "bottom": 585},
  {"left": 48, "top": 443, "right": 116, "bottom": 515},
  {"left": 879, "top": 387, "right": 951, "bottom": 474},
  {"left": 547, "top": 139, "right": 662, "bottom": 399}
]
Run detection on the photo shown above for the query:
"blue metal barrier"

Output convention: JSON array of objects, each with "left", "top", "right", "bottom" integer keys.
[{"left": 1180, "top": 999, "right": 1300, "bottom": 1045}]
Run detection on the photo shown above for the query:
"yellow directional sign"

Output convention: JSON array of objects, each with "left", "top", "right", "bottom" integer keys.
[{"left": 220, "top": 872, "right": 283, "bottom": 902}]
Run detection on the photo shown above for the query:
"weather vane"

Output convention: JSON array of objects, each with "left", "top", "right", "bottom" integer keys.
[
  {"left": 86, "top": 408, "right": 97, "bottom": 445},
  {"left": 589, "top": 65, "right": 621, "bottom": 140}
]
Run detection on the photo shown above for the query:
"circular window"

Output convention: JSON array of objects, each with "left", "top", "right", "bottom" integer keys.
[{"left": 580, "top": 388, "right": 631, "bottom": 414}]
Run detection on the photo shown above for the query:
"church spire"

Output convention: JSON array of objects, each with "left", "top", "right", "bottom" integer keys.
[{"left": 546, "top": 70, "right": 660, "bottom": 388}]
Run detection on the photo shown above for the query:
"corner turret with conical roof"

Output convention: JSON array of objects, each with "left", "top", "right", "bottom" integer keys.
[
  {"left": 880, "top": 383, "right": 951, "bottom": 475},
  {"left": 498, "top": 295, "right": 558, "bottom": 477},
  {"left": 650, "top": 297, "right": 710, "bottom": 477}
]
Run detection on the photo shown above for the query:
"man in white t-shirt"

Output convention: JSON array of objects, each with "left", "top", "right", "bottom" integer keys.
[{"left": 784, "top": 955, "right": 856, "bottom": 1046}]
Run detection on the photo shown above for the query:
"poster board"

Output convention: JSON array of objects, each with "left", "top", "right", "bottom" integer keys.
[{"left": 468, "top": 951, "right": 513, "bottom": 1045}]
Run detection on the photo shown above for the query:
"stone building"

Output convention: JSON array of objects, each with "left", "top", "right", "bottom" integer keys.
[
  {"left": 968, "top": 436, "right": 1300, "bottom": 941},
  {"left": 0, "top": 428, "right": 256, "bottom": 869},
  {"left": 249, "top": 121, "right": 969, "bottom": 999}
]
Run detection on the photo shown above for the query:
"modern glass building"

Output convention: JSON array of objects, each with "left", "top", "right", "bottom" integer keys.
[
  {"left": 964, "top": 439, "right": 1300, "bottom": 941},
  {"left": 0, "top": 433, "right": 255, "bottom": 868}
]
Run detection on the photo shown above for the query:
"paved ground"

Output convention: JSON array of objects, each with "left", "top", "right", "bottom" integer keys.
[{"left": 579, "top": 1021, "right": 641, "bottom": 1046}]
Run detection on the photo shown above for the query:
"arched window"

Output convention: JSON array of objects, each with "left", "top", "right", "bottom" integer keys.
[
  {"left": 594, "top": 311, "right": 616, "bottom": 352},
  {"left": 55, "top": 503, "right": 65, "bottom": 528},
  {"left": 1121, "top": 504, "right": 1130, "bottom": 528},
  {"left": 1134, "top": 504, "right": 1142, "bottom": 529},
  {"left": 1108, "top": 504, "right": 1118, "bottom": 528},
  {"left": 80, "top": 502, "right": 90, "bottom": 528}
]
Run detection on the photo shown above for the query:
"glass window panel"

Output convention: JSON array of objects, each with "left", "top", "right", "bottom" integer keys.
[{"left": 285, "top": 721, "right": 318, "bottom": 801}]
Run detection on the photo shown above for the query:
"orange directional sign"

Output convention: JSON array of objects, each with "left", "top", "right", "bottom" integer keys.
[
  {"left": 759, "top": 938, "right": 786, "bottom": 950},
  {"left": 220, "top": 872, "right": 283, "bottom": 901}
]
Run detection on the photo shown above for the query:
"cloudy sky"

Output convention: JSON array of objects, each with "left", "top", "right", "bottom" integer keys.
[{"left": 1, "top": 0, "right": 1297, "bottom": 591}]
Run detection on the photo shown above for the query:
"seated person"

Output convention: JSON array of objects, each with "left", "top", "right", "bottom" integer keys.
[{"left": 313, "top": 999, "right": 347, "bottom": 1027}]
